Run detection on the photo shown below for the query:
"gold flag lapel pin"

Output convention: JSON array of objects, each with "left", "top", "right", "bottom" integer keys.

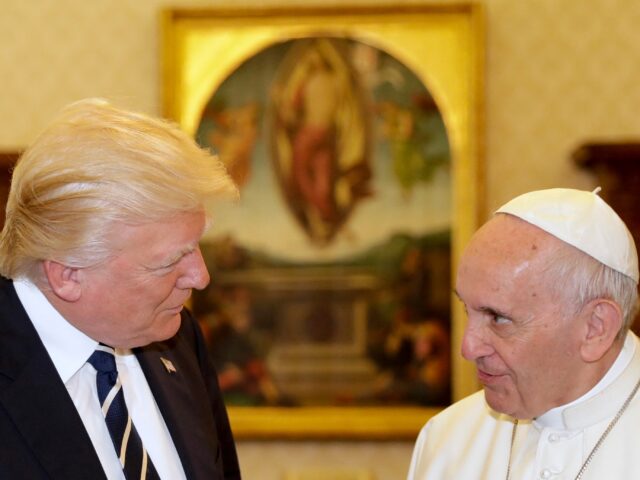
[{"left": 160, "top": 357, "right": 177, "bottom": 374}]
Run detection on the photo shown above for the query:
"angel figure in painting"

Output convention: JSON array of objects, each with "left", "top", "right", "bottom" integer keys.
[{"left": 198, "top": 100, "right": 260, "bottom": 189}]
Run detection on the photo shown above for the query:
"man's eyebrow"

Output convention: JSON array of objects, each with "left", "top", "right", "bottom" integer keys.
[
  {"left": 165, "top": 245, "right": 197, "bottom": 263},
  {"left": 146, "top": 244, "right": 198, "bottom": 270},
  {"left": 452, "top": 291, "right": 511, "bottom": 318},
  {"left": 478, "top": 305, "right": 511, "bottom": 319}
]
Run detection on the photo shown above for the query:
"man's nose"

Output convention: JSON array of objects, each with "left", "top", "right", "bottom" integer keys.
[
  {"left": 460, "top": 320, "right": 493, "bottom": 361},
  {"left": 177, "top": 248, "right": 210, "bottom": 290}
]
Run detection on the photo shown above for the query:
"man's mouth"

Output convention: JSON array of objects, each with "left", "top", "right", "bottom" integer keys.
[{"left": 477, "top": 368, "right": 505, "bottom": 385}]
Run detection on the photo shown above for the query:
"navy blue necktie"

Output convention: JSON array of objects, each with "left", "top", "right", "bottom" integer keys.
[{"left": 88, "top": 345, "right": 160, "bottom": 480}]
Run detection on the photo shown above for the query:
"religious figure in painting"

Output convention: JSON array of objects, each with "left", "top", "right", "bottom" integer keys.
[{"left": 270, "top": 38, "right": 372, "bottom": 245}]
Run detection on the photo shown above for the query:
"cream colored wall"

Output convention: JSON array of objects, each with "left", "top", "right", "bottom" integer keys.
[
  {"left": 483, "top": 0, "right": 640, "bottom": 212},
  {"left": 1, "top": 0, "right": 639, "bottom": 478},
  {"left": 3, "top": 0, "right": 639, "bottom": 213}
]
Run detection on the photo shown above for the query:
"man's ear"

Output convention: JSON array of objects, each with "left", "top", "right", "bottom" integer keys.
[
  {"left": 42, "top": 260, "right": 82, "bottom": 302},
  {"left": 579, "top": 299, "right": 623, "bottom": 362}
]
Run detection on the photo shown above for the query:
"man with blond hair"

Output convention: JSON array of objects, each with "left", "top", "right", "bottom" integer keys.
[
  {"left": 0, "top": 99, "right": 241, "bottom": 479},
  {"left": 408, "top": 188, "right": 640, "bottom": 479}
]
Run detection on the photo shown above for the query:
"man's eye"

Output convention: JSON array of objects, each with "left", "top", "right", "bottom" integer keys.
[
  {"left": 152, "top": 258, "right": 181, "bottom": 273},
  {"left": 492, "top": 315, "right": 511, "bottom": 325}
]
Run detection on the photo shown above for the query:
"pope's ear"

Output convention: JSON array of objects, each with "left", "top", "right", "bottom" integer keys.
[
  {"left": 42, "top": 260, "right": 82, "bottom": 302},
  {"left": 579, "top": 299, "right": 623, "bottom": 362}
]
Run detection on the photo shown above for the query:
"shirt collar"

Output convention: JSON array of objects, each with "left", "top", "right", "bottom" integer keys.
[
  {"left": 14, "top": 277, "right": 98, "bottom": 383},
  {"left": 534, "top": 330, "right": 636, "bottom": 429}
]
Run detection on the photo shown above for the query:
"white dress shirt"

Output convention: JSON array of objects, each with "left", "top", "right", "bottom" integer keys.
[{"left": 14, "top": 278, "right": 187, "bottom": 480}]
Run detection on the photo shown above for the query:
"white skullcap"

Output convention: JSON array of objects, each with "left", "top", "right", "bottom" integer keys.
[{"left": 496, "top": 187, "right": 639, "bottom": 283}]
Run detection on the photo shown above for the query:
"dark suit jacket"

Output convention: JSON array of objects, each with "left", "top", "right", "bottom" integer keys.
[{"left": 0, "top": 277, "right": 241, "bottom": 479}]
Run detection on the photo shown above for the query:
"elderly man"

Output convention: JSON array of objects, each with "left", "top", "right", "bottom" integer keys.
[
  {"left": 0, "top": 99, "right": 241, "bottom": 479},
  {"left": 408, "top": 188, "right": 640, "bottom": 479}
]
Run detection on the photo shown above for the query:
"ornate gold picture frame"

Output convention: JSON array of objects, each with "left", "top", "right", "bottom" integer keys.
[{"left": 162, "top": 4, "right": 483, "bottom": 439}]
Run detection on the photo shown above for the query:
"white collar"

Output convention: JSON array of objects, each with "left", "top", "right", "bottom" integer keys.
[
  {"left": 534, "top": 331, "right": 636, "bottom": 430},
  {"left": 14, "top": 277, "right": 99, "bottom": 383}
]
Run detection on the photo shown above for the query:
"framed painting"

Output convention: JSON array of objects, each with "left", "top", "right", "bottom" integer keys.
[{"left": 162, "top": 4, "right": 483, "bottom": 439}]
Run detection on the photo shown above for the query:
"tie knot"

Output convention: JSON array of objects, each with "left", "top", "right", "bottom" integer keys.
[{"left": 87, "top": 348, "right": 117, "bottom": 375}]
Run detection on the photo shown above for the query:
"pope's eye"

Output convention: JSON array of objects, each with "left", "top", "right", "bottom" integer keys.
[{"left": 492, "top": 315, "right": 511, "bottom": 325}]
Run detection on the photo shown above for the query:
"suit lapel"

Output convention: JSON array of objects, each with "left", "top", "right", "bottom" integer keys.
[
  {"left": 0, "top": 279, "right": 106, "bottom": 480},
  {"left": 137, "top": 338, "right": 224, "bottom": 480}
]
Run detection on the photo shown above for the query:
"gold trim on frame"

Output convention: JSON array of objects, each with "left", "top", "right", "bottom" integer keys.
[
  {"left": 227, "top": 406, "right": 442, "bottom": 440},
  {"left": 162, "top": 3, "right": 484, "bottom": 440}
]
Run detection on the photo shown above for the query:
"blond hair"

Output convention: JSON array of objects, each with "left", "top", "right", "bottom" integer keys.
[{"left": 0, "top": 98, "right": 237, "bottom": 282}]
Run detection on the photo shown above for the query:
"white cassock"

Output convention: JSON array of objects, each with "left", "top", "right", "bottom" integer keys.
[{"left": 407, "top": 332, "right": 640, "bottom": 480}]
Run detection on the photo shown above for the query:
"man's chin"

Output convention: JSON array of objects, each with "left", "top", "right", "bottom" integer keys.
[
  {"left": 162, "top": 312, "right": 183, "bottom": 338},
  {"left": 145, "top": 312, "right": 183, "bottom": 345},
  {"left": 484, "top": 390, "right": 535, "bottom": 419},
  {"left": 484, "top": 389, "right": 515, "bottom": 415}
]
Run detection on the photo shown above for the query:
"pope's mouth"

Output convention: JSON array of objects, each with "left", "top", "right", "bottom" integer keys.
[{"left": 477, "top": 368, "right": 507, "bottom": 385}]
